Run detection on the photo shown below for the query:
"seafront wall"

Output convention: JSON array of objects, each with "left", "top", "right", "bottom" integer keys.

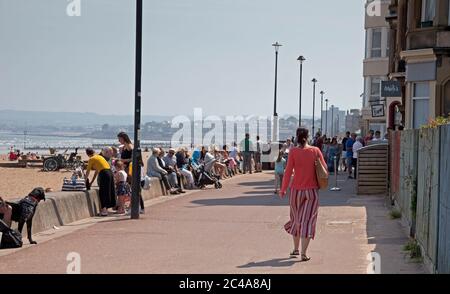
[{"left": 10, "top": 178, "right": 165, "bottom": 236}]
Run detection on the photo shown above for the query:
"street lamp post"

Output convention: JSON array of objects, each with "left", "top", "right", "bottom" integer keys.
[
  {"left": 320, "top": 91, "right": 325, "bottom": 134},
  {"left": 131, "top": 0, "right": 143, "bottom": 220},
  {"left": 325, "top": 99, "right": 329, "bottom": 137},
  {"left": 331, "top": 105, "right": 335, "bottom": 138},
  {"left": 272, "top": 42, "right": 282, "bottom": 142},
  {"left": 297, "top": 56, "right": 305, "bottom": 127},
  {"left": 311, "top": 78, "right": 317, "bottom": 137}
]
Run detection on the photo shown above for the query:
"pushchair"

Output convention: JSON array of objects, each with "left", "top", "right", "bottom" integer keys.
[{"left": 193, "top": 163, "right": 223, "bottom": 190}]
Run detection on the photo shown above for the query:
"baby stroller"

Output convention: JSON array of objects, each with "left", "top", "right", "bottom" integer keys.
[{"left": 194, "top": 164, "right": 223, "bottom": 190}]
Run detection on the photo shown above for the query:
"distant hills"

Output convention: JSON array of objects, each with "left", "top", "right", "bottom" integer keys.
[
  {"left": 0, "top": 110, "right": 174, "bottom": 127},
  {"left": 0, "top": 109, "right": 315, "bottom": 129}
]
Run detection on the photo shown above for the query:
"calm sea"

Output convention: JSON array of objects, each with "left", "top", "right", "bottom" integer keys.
[{"left": 0, "top": 132, "right": 169, "bottom": 154}]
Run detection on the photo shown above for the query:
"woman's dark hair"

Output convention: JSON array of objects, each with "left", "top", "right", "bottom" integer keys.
[
  {"left": 117, "top": 132, "right": 132, "bottom": 144},
  {"left": 296, "top": 128, "right": 309, "bottom": 147},
  {"left": 86, "top": 148, "right": 95, "bottom": 156},
  {"left": 276, "top": 151, "right": 284, "bottom": 163}
]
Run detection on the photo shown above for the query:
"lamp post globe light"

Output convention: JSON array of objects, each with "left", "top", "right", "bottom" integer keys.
[
  {"left": 272, "top": 42, "right": 282, "bottom": 143},
  {"left": 297, "top": 55, "right": 306, "bottom": 127},
  {"left": 325, "top": 99, "right": 329, "bottom": 137},
  {"left": 311, "top": 78, "right": 318, "bottom": 137},
  {"left": 320, "top": 91, "right": 325, "bottom": 134}
]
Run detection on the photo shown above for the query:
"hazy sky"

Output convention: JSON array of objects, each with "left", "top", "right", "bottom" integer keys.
[{"left": 0, "top": 0, "right": 365, "bottom": 117}]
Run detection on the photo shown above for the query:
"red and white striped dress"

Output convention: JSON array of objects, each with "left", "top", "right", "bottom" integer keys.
[{"left": 284, "top": 188, "right": 319, "bottom": 239}]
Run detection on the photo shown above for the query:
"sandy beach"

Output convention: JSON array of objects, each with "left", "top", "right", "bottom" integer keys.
[
  {"left": 0, "top": 152, "right": 154, "bottom": 201},
  {"left": 0, "top": 167, "right": 73, "bottom": 200}
]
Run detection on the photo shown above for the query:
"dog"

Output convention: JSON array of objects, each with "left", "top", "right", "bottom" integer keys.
[{"left": 0, "top": 187, "right": 46, "bottom": 245}]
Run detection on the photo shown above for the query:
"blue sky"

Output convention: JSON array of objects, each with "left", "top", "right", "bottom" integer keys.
[{"left": 0, "top": 0, "right": 365, "bottom": 117}]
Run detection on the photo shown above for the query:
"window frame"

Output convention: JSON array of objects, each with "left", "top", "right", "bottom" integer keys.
[
  {"left": 411, "top": 82, "right": 430, "bottom": 129},
  {"left": 448, "top": 0, "right": 450, "bottom": 26},
  {"left": 371, "top": 28, "right": 382, "bottom": 58},
  {"left": 421, "top": 0, "right": 436, "bottom": 26},
  {"left": 369, "top": 77, "right": 382, "bottom": 103}
]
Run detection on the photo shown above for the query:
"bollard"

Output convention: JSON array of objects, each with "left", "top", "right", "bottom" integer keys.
[{"left": 330, "top": 155, "right": 341, "bottom": 192}]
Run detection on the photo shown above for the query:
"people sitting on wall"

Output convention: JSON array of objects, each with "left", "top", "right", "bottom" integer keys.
[
  {"left": 146, "top": 148, "right": 179, "bottom": 195},
  {"left": 176, "top": 147, "right": 196, "bottom": 189},
  {"left": 163, "top": 148, "right": 186, "bottom": 193}
]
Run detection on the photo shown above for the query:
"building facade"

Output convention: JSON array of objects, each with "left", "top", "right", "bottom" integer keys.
[
  {"left": 322, "top": 106, "right": 346, "bottom": 138},
  {"left": 387, "top": 0, "right": 450, "bottom": 130},
  {"left": 346, "top": 109, "right": 362, "bottom": 133},
  {"left": 363, "top": 0, "right": 392, "bottom": 135}
]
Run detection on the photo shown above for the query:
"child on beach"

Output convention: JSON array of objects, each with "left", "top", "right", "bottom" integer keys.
[
  {"left": 114, "top": 160, "right": 131, "bottom": 214},
  {"left": 274, "top": 151, "right": 286, "bottom": 194}
]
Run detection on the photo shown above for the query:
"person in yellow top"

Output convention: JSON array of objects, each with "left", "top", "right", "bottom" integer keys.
[{"left": 85, "top": 148, "right": 116, "bottom": 217}]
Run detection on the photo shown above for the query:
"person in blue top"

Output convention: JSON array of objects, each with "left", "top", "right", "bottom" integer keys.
[
  {"left": 327, "top": 138, "right": 339, "bottom": 173},
  {"left": 191, "top": 148, "right": 201, "bottom": 167},
  {"left": 274, "top": 151, "right": 287, "bottom": 194},
  {"left": 346, "top": 133, "right": 357, "bottom": 179}
]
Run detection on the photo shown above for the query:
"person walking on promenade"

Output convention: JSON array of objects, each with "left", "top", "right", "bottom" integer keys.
[
  {"left": 254, "top": 136, "right": 263, "bottom": 173},
  {"left": 346, "top": 133, "right": 356, "bottom": 179},
  {"left": 341, "top": 132, "right": 350, "bottom": 172},
  {"left": 326, "top": 138, "right": 339, "bottom": 173},
  {"left": 85, "top": 148, "right": 116, "bottom": 217},
  {"left": 279, "top": 128, "right": 328, "bottom": 262},
  {"left": 274, "top": 151, "right": 286, "bottom": 195},
  {"left": 240, "top": 133, "right": 254, "bottom": 174},
  {"left": 352, "top": 137, "right": 364, "bottom": 179}
]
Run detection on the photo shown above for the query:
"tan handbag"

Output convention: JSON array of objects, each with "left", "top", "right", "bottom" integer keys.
[{"left": 315, "top": 157, "right": 329, "bottom": 190}]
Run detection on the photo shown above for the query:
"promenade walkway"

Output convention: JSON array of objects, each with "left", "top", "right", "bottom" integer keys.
[{"left": 0, "top": 172, "right": 424, "bottom": 274}]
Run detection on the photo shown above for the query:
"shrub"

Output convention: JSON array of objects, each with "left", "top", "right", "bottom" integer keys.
[
  {"left": 404, "top": 239, "right": 422, "bottom": 259},
  {"left": 389, "top": 209, "right": 402, "bottom": 220}
]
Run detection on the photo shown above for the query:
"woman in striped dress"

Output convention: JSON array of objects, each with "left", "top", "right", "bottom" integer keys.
[{"left": 280, "top": 128, "right": 328, "bottom": 261}]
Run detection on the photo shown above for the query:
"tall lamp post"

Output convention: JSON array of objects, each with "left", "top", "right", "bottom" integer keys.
[
  {"left": 272, "top": 42, "right": 282, "bottom": 142},
  {"left": 131, "top": 0, "right": 143, "bottom": 220},
  {"left": 311, "top": 78, "right": 318, "bottom": 137},
  {"left": 297, "top": 56, "right": 306, "bottom": 126},
  {"left": 320, "top": 91, "right": 325, "bottom": 134},
  {"left": 331, "top": 105, "right": 335, "bottom": 138},
  {"left": 325, "top": 99, "right": 329, "bottom": 137}
]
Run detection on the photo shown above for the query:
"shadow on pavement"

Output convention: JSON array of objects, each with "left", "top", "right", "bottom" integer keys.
[
  {"left": 191, "top": 195, "right": 289, "bottom": 207},
  {"left": 237, "top": 257, "right": 302, "bottom": 269},
  {"left": 238, "top": 181, "right": 275, "bottom": 187}
]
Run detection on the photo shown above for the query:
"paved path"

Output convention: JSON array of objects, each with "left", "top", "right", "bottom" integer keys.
[{"left": 0, "top": 172, "right": 424, "bottom": 274}]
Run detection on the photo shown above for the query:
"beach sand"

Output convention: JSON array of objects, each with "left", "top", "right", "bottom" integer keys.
[
  {"left": 0, "top": 167, "right": 73, "bottom": 200},
  {"left": 0, "top": 152, "right": 154, "bottom": 201}
]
